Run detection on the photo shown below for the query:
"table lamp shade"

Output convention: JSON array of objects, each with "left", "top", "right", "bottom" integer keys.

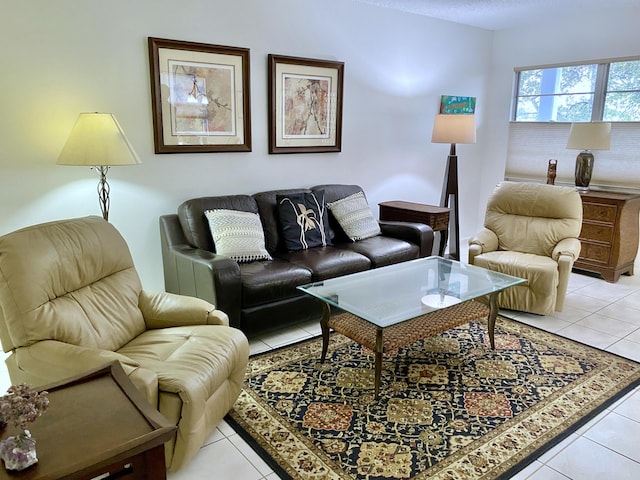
[
  {"left": 57, "top": 113, "right": 141, "bottom": 166},
  {"left": 431, "top": 114, "right": 476, "bottom": 145},
  {"left": 566, "top": 122, "right": 611, "bottom": 151}
]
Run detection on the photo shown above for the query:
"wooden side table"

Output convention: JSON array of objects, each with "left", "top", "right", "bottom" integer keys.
[
  {"left": 0, "top": 362, "right": 176, "bottom": 480},
  {"left": 379, "top": 201, "right": 451, "bottom": 256}
]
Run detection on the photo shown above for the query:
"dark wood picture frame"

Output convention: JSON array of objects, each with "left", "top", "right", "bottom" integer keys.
[
  {"left": 148, "top": 37, "right": 251, "bottom": 153},
  {"left": 268, "top": 54, "right": 344, "bottom": 154}
]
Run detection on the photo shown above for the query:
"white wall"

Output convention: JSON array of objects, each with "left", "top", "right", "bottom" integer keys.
[
  {"left": 0, "top": 0, "right": 491, "bottom": 290},
  {"left": 480, "top": 4, "right": 640, "bottom": 224},
  {"left": 2, "top": 1, "right": 639, "bottom": 291}
]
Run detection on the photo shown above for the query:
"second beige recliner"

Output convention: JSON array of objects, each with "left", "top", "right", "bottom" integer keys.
[{"left": 468, "top": 181, "right": 583, "bottom": 316}]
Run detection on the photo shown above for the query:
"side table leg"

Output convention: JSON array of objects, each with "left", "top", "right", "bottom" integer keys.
[
  {"left": 320, "top": 303, "right": 331, "bottom": 363},
  {"left": 375, "top": 328, "right": 382, "bottom": 399},
  {"left": 488, "top": 293, "right": 498, "bottom": 350}
]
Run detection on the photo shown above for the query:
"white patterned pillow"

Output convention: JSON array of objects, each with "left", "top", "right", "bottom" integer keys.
[
  {"left": 204, "top": 209, "right": 272, "bottom": 263},
  {"left": 327, "top": 191, "right": 382, "bottom": 241}
]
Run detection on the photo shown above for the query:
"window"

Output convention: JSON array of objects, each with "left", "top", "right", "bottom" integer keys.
[{"left": 513, "top": 57, "right": 640, "bottom": 122}]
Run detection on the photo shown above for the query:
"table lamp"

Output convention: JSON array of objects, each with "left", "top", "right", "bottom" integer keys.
[
  {"left": 57, "top": 113, "right": 141, "bottom": 221},
  {"left": 431, "top": 113, "right": 476, "bottom": 260},
  {"left": 566, "top": 122, "right": 611, "bottom": 192}
]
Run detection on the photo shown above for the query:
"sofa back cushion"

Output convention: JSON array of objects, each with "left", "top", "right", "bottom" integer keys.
[
  {"left": 311, "top": 184, "right": 367, "bottom": 242},
  {"left": 253, "top": 188, "right": 310, "bottom": 253},
  {"left": 178, "top": 195, "right": 259, "bottom": 251},
  {"left": 484, "top": 181, "right": 583, "bottom": 257},
  {"left": 0, "top": 216, "right": 145, "bottom": 353}
]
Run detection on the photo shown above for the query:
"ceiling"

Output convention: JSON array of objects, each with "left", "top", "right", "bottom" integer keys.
[{"left": 352, "top": 0, "right": 639, "bottom": 30}]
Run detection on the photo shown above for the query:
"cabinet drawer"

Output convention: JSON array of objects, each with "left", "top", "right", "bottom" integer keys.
[
  {"left": 579, "top": 242, "right": 612, "bottom": 265},
  {"left": 582, "top": 202, "right": 617, "bottom": 223},
  {"left": 579, "top": 223, "right": 614, "bottom": 243}
]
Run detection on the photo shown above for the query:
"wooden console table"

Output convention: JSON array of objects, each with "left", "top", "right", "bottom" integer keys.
[
  {"left": 0, "top": 362, "right": 176, "bottom": 480},
  {"left": 573, "top": 190, "right": 640, "bottom": 283},
  {"left": 379, "top": 201, "right": 450, "bottom": 256}
]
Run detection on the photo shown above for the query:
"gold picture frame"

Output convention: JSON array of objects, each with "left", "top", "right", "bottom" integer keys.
[
  {"left": 148, "top": 37, "right": 251, "bottom": 153},
  {"left": 268, "top": 54, "right": 344, "bottom": 154}
]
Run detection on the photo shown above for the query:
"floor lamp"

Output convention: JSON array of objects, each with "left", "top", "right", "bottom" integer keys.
[
  {"left": 431, "top": 114, "right": 476, "bottom": 261},
  {"left": 57, "top": 113, "right": 141, "bottom": 221}
]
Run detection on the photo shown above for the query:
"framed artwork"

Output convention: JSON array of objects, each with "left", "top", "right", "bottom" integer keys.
[
  {"left": 440, "top": 95, "right": 476, "bottom": 114},
  {"left": 268, "top": 54, "right": 344, "bottom": 154},
  {"left": 148, "top": 37, "right": 251, "bottom": 153}
]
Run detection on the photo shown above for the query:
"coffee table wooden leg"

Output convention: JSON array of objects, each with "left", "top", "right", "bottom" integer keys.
[
  {"left": 320, "top": 302, "right": 331, "bottom": 363},
  {"left": 488, "top": 292, "right": 498, "bottom": 349},
  {"left": 375, "top": 327, "right": 382, "bottom": 398}
]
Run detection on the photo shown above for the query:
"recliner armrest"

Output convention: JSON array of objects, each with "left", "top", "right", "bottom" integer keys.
[
  {"left": 378, "top": 221, "right": 434, "bottom": 257},
  {"left": 468, "top": 228, "right": 499, "bottom": 264},
  {"left": 552, "top": 238, "right": 582, "bottom": 262},
  {"left": 140, "top": 290, "right": 229, "bottom": 328}
]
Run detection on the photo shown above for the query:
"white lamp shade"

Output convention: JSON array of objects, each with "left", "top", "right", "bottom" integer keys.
[
  {"left": 431, "top": 114, "right": 476, "bottom": 144},
  {"left": 57, "top": 113, "right": 142, "bottom": 166},
  {"left": 566, "top": 122, "right": 611, "bottom": 151}
]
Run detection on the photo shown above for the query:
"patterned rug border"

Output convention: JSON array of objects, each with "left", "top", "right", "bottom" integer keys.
[{"left": 226, "top": 315, "right": 640, "bottom": 480}]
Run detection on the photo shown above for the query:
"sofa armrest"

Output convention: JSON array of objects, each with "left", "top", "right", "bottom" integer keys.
[
  {"left": 160, "top": 215, "right": 242, "bottom": 327},
  {"left": 468, "top": 228, "right": 499, "bottom": 264},
  {"left": 378, "top": 221, "right": 434, "bottom": 257},
  {"left": 140, "top": 290, "right": 229, "bottom": 328}
]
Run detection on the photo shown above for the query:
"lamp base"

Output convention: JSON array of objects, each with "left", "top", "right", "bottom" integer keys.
[{"left": 575, "top": 150, "right": 594, "bottom": 192}]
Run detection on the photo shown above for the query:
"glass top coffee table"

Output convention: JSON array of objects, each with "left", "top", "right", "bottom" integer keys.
[{"left": 298, "top": 256, "right": 525, "bottom": 398}]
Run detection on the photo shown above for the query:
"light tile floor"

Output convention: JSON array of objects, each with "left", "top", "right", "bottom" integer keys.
[
  {"left": 3, "top": 258, "right": 637, "bottom": 479},
  {"left": 168, "top": 255, "right": 640, "bottom": 480}
]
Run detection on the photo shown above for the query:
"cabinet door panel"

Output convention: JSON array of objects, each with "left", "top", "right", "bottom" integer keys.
[
  {"left": 579, "top": 223, "right": 614, "bottom": 243},
  {"left": 579, "top": 242, "right": 611, "bottom": 265},
  {"left": 582, "top": 203, "right": 617, "bottom": 223}
]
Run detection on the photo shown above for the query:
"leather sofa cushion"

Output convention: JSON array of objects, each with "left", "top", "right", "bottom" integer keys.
[
  {"left": 253, "top": 188, "right": 310, "bottom": 253},
  {"left": 312, "top": 184, "right": 369, "bottom": 243},
  {"left": 239, "top": 260, "right": 313, "bottom": 308},
  {"left": 276, "top": 247, "right": 371, "bottom": 281},
  {"left": 178, "top": 195, "right": 259, "bottom": 252},
  {"left": 335, "top": 235, "right": 419, "bottom": 268}
]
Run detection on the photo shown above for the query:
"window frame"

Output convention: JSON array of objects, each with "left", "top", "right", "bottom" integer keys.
[{"left": 511, "top": 55, "right": 640, "bottom": 123}]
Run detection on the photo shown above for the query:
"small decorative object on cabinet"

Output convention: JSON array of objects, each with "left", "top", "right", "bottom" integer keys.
[
  {"left": 573, "top": 190, "right": 640, "bottom": 283},
  {"left": 379, "top": 201, "right": 450, "bottom": 256},
  {"left": 546, "top": 159, "right": 557, "bottom": 185}
]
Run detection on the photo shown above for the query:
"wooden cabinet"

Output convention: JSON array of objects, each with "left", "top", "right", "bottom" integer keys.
[{"left": 573, "top": 190, "right": 640, "bottom": 283}]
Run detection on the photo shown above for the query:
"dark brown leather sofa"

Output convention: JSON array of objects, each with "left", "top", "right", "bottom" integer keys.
[{"left": 160, "top": 184, "right": 434, "bottom": 335}]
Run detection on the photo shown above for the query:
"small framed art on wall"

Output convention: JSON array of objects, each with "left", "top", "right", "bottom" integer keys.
[
  {"left": 268, "top": 54, "right": 344, "bottom": 154},
  {"left": 148, "top": 37, "right": 252, "bottom": 153}
]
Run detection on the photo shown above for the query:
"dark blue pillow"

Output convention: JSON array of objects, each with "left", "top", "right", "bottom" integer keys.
[{"left": 277, "top": 191, "right": 332, "bottom": 251}]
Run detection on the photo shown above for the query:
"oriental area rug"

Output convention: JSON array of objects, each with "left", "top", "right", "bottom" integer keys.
[{"left": 226, "top": 316, "right": 640, "bottom": 480}]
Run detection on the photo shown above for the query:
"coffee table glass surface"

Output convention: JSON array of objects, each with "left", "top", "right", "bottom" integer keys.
[
  {"left": 298, "top": 256, "right": 525, "bottom": 328},
  {"left": 298, "top": 256, "right": 525, "bottom": 398}
]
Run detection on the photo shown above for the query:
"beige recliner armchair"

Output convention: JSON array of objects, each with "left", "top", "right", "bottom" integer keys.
[
  {"left": 0, "top": 216, "right": 249, "bottom": 471},
  {"left": 468, "top": 181, "right": 583, "bottom": 316}
]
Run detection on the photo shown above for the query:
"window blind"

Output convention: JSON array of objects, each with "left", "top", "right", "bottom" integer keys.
[{"left": 505, "top": 122, "right": 640, "bottom": 191}]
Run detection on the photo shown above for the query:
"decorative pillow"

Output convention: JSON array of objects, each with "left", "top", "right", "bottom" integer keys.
[
  {"left": 204, "top": 209, "right": 272, "bottom": 263},
  {"left": 327, "top": 191, "right": 382, "bottom": 241},
  {"left": 277, "top": 191, "right": 332, "bottom": 251}
]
